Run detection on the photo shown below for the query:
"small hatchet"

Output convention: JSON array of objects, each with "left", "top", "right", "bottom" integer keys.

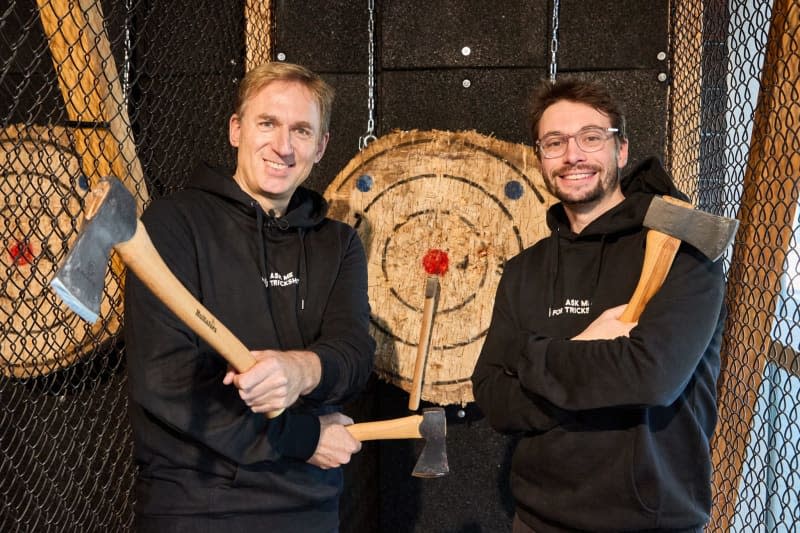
[
  {"left": 408, "top": 275, "right": 440, "bottom": 411},
  {"left": 620, "top": 195, "right": 739, "bottom": 323},
  {"left": 50, "top": 176, "right": 286, "bottom": 416},
  {"left": 347, "top": 407, "right": 449, "bottom": 478}
]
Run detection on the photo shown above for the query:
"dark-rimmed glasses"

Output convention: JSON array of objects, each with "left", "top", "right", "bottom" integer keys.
[{"left": 536, "top": 127, "right": 619, "bottom": 159}]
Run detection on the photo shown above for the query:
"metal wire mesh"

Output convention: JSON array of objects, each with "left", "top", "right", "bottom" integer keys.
[
  {"left": 669, "top": 0, "right": 800, "bottom": 531},
  {"left": 1, "top": 0, "right": 243, "bottom": 530},
  {"left": 1, "top": 0, "right": 799, "bottom": 531}
]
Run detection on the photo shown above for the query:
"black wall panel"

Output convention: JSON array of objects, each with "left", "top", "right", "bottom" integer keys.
[
  {"left": 136, "top": 2, "right": 243, "bottom": 76},
  {"left": 136, "top": 74, "right": 237, "bottom": 194},
  {"left": 380, "top": 68, "right": 545, "bottom": 144},
  {"left": 0, "top": 0, "right": 130, "bottom": 125},
  {"left": 553, "top": 70, "right": 669, "bottom": 168},
  {"left": 132, "top": 2, "right": 244, "bottom": 193},
  {"left": 382, "top": 1, "right": 548, "bottom": 68},
  {"left": 0, "top": 1, "right": 62, "bottom": 123},
  {"left": 376, "top": 382, "right": 516, "bottom": 533},
  {"left": 558, "top": 0, "right": 669, "bottom": 71},
  {"left": 273, "top": 0, "right": 368, "bottom": 73},
  {"left": 306, "top": 73, "right": 370, "bottom": 192}
]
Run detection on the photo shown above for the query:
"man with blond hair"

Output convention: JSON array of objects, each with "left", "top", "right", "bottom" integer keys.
[{"left": 125, "top": 62, "right": 375, "bottom": 532}]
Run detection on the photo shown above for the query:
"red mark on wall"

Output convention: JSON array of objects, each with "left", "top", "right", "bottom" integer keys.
[
  {"left": 422, "top": 249, "right": 449, "bottom": 275},
  {"left": 8, "top": 240, "right": 35, "bottom": 266}
]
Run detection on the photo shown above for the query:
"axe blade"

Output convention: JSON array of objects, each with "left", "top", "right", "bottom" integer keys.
[
  {"left": 643, "top": 196, "right": 739, "bottom": 262},
  {"left": 412, "top": 408, "right": 449, "bottom": 478},
  {"left": 50, "top": 176, "right": 138, "bottom": 322}
]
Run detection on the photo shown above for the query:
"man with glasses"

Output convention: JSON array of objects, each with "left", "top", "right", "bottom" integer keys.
[{"left": 472, "top": 79, "right": 726, "bottom": 532}]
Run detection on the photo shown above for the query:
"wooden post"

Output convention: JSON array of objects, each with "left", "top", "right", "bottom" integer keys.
[
  {"left": 36, "top": 0, "right": 148, "bottom": 207},
  {"left": 709, "top": 0, "right": 800, "bottom": 529},
  {"left": 245, "top": 0, "right": 272, "bottom": 71},
  {"left": 667, "top": 0, "right": 703, "bottom": 198}
]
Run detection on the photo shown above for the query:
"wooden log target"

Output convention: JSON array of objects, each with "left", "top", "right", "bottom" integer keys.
[
  {"left": 325, "top": 130, "right": 556, "bottom": 405},
  {"left": 0, "top": 0, "right": 149, "bottom": 378},
  {"left": 1, "top": 125, "right": 122, "bottom": 378}
]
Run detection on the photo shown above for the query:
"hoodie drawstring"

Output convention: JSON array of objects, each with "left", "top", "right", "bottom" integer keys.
[
  {"left": 594, "top": 235, "right": 608, "bottom": 291},
  {"left": 255, "top": 203, "right": 285, "bottom": 349},
  {"left": 548, "top": 230, "right": 560, "bottom": 317},
  {"left": 296, "top": 228, "right": 309, "bottom": 346}
]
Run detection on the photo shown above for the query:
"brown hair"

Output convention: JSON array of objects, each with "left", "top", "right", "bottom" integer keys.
[
  {"left": 529, "top": 79, "right": 627, "bottom": 143},
  {"left": 235, "top": 62, "right": 335, "bottom": 136}
]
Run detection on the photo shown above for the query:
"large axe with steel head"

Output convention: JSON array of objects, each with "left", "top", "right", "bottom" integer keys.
[
  {"left": 620, "top": 195, "right": 739, "bottom": 323},
  {"left": 50, "top": 176, "right": 285, "bottom": 417}
]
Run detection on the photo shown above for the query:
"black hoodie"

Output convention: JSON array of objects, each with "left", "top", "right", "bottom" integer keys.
[
  {"left": 472, "top": 158, "right": 726, "bottom": 532},
  {"left": 125, "top": 163, "right": 375, "bottom": 530}
]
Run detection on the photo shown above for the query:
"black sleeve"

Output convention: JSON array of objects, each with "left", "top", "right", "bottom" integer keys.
[
  {"left": 471, "top": 263, "right": 562, "bottom": 434},
  {"left": 304, "top": 230, "right": 376, "bottom": 405},
  {"left": 515, "top": 245, "right": 725, "bottom": 410}
]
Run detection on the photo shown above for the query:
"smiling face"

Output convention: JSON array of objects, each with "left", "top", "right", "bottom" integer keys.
[
  {"left": 537, "top": 100, "right": 628, "bottom": 219},
  {"left": 229, "top": 80, "right": 329, "bottom": 214}
]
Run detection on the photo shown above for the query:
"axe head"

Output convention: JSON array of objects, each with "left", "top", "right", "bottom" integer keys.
[
  {"left": 643, "top": 195, "right": 739, "bottom": 262},
  {"left": 50, "top": 176, "right": 137, "bottom": 322},
  {"left": 412, "top": 407, "right": 449, "bottom": 478}
]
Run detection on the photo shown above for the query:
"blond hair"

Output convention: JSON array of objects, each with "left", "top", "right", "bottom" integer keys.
[{"left": 235, "top": 62, "right": 335, "bottom": 136}]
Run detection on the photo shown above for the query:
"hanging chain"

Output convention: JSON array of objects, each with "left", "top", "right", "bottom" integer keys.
[
  {"left": 122, "top": 0, "right": 134, "bottom": 107},
  {"left": 359, "top": 0, "right": 377, "bottom": 150},
  {"left": 549, "top": 0, "right": 560, "bottom": 84}
]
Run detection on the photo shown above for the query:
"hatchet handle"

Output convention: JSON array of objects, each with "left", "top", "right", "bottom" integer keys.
[
  {"left": 346, "top": 415, "right": 424, "bottom": 441},
  {"left": 620, "top": 196, "right": 691, "bottom": 323},
  {"left": 408, "top": 277, "right": 439, "bottom": 411},
  {"left": 620, "top": 230, "right": 680, "bottom": 323},
  {"left": 117, "top": 220, "right": 284, "bottom": 418}
]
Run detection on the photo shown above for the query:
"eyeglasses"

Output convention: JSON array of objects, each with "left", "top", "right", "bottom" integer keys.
[{"left": 536, "top": 127, "right": 619, "bottom": 159}]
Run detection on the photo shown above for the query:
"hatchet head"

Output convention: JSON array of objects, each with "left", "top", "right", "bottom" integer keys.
[
  {"left": 643, "top": 195, "right": 739, "bottom": 262},
  {"left": 50, "top": 176, "right": 137, "bottom": 322},
  {"left": 344, "top": 407, "right": 449, "bottom": 477},
  {"left": 412, "top": 407, "right": 449, "bottom": 478}
]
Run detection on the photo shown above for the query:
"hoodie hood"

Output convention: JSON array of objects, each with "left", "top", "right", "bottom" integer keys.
[
  {"left": 185, "top": 162, "right": 329, "bottom": 351},
  {"left": 187, "top": 161, "right": 329, "bottom": 228},
  {"left": 546, "top": 156, "right": 685, "bottom": 239},
  {"left": 542, "top": 157, "right": 685, "bottom": 311}
]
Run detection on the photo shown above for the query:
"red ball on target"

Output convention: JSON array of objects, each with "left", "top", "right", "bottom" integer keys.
[{"left": 422, "top": 249, "right": 449, "bottom": 275}]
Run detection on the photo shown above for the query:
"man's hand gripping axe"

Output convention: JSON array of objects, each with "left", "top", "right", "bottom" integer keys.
[{"left": 50, "top": 176, "right": 285, "bottom": 416}]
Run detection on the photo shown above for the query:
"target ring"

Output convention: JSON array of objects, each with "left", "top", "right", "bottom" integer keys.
[
  {"left": 326, "top": 130, "right": 555, "bottom": 405},
  {"left": 0, "top": 125, "right": 122, "bottom": 378}
]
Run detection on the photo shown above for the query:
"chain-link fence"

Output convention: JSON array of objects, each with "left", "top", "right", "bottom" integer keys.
[
  {"left": 1, "top": 0, "right": 244, "bottom": 530},
  {"left": 669, "top": 0, "right": 800, "bottom": 530},
  {"left": 1, "top": 0, "right": 799, "bottom": 531}
]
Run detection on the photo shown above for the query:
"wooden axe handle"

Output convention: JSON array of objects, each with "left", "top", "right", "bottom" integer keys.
[
  {"left": 408, "top": 277, "right": 439, "bottom": 411},
  {"left": 346, "top": 414, "right": 423, "bottom": 441},
  {"left": 620, "top": 196, "right": 690, "bottom": 323},
  {"left": 619, "top": 230, "right": 681, "bottom": 323},
  {"left": 117, "top": 220, "right": 284, "bottom": 418}
]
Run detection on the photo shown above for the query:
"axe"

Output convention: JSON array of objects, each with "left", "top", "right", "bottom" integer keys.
[
  {"left": 50, "top": 176, "right": 285, "bottom": 417},
  {"left": 347, "top": 407, "right": 449, "bottom": 478},
  {"left": 620, "top": 195, "right": 739, "bottom": 323}
]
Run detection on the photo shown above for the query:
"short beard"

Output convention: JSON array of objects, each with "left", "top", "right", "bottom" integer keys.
[{"left": 548, "top": 149, "right": 623, "bottom": 206}]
